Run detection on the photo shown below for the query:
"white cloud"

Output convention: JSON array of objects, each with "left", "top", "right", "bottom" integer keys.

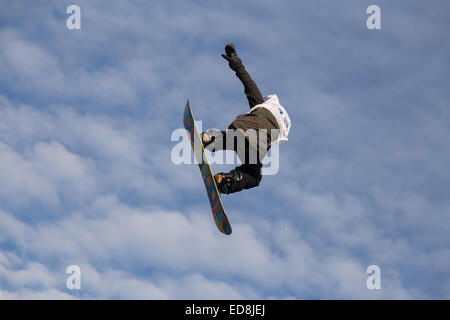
[
  {"left": 31, "top": 141, "right": 97, "bottom": 200},
  {"left": 0, "top": 197, "right": 423, "bottom": 299},
  {"left": 0, "top": 289, "right": 76, "bottom": 300},
  {"left": 0, "top": 96, "right": 174, "bottom": 204},
  {"left": 0, "top": 29, "right": 61, "bottom": 78},
  {"left": 1, "top": 0, "right": 449, "bottom": 300},
  {"left": 0, "top": 142, "right": 60, "bottom": 206}
]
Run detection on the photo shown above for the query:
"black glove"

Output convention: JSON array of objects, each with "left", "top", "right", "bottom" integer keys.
[{"left": 221, "top": 44, "right": 243, "bottom": 72}]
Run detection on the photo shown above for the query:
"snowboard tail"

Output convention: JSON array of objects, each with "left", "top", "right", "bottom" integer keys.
[{"left": 183, "top": 100, "right": 232, "bottom": 235}]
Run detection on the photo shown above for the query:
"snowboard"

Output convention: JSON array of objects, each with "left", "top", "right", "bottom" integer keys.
[{"left": 183, "top": 100, "right": 232, "bottom": 235}]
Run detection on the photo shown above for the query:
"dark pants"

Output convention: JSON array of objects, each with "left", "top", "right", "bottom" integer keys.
[
  {"left": 215, "top": 65, "right": 266, "bottom": 193},
  {"left": 206, "top": 127, "right": 264, "bottom": 192}
]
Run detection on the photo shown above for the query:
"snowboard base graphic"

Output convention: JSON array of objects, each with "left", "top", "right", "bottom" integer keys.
[{"left": 183, "top": 100, "right": 232, "bottom": 235}]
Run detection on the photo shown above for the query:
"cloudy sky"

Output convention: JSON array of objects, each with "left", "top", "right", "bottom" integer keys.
[{"left": 0, "top": 0, "right": 449, "bottom": 299}]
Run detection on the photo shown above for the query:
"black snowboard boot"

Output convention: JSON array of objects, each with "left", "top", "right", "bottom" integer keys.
[{"left": 214, "top": 169, "right": 243, "bottom": 194}]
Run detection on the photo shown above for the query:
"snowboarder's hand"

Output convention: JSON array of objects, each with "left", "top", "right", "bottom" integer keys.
[
  {"left": 221, "top": 44, "right": 243, "bottom": 72},
  {"left": 222, "top": 54, "right": 243, "bottom": 71}
]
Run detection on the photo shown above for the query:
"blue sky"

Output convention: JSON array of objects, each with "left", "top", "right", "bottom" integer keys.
[{"left": 0, "top": 0, "right": 449, "bottom": 299}]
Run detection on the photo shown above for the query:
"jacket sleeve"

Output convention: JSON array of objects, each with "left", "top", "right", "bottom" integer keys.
[{"left": 235, "top": 66, "right": 265, "bottom": 109}]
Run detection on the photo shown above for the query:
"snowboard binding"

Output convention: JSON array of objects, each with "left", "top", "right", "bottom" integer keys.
[
  {"left": 202, "top": 129, "right": 226, "bottom": 151},
  {"left": 214, "top": 169, "right": 243, "bottom": 194},
  {"left": 202, "top": 131, "right": 213, "bottom": 147}
]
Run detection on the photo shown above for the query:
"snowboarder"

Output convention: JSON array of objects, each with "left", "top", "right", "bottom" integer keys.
[{"left": 202, "top": 44, "right": 291, "bottom": 194}]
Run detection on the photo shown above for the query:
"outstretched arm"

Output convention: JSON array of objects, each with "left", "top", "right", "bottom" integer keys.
[{"left": 222, "top": 44, "right": 264, "bottom": 109}]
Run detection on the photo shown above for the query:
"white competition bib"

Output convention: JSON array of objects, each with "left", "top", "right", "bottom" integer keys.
[{"left": 248, "top": 94, "right": 291, "bottom": 144}]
